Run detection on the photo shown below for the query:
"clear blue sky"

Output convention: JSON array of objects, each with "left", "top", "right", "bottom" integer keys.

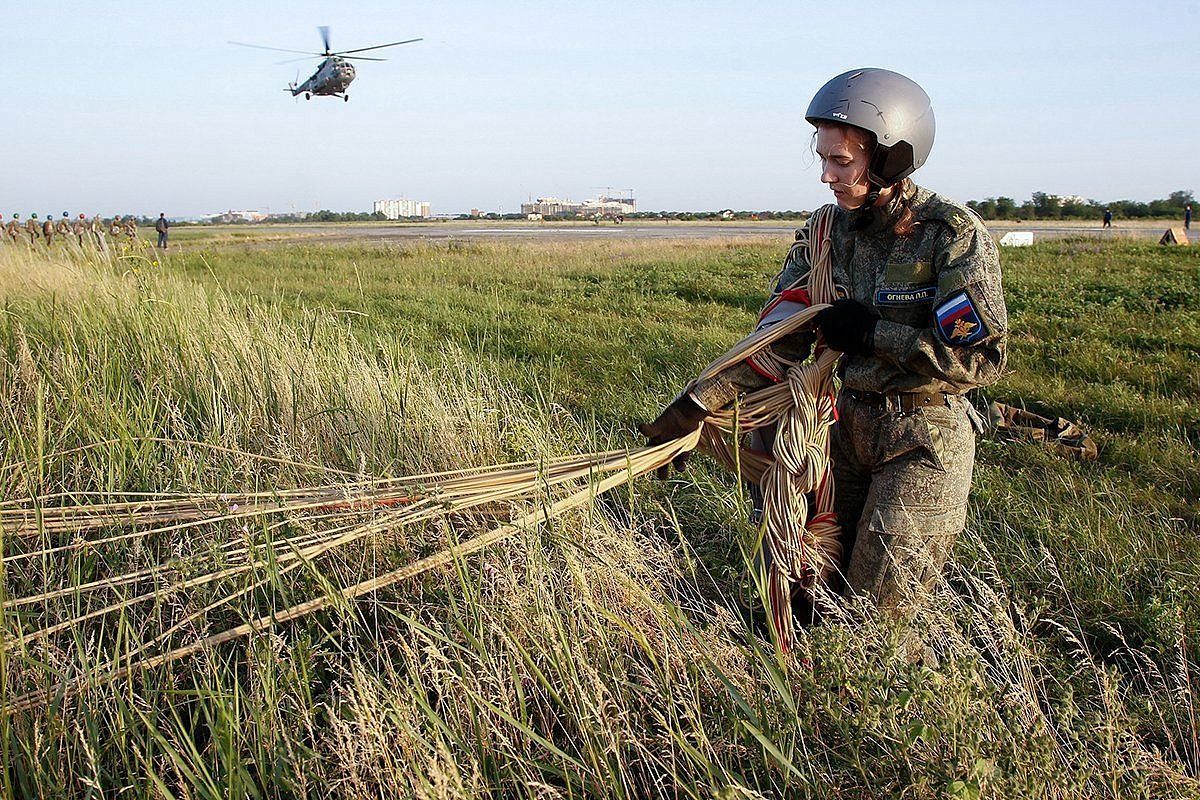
[{"left": 4, "top": 1, "right": 1197, "bottom": 217}]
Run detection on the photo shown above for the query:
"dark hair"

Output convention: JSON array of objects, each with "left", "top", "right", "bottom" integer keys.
[{"left": 814, "top": 121, "right": 918, "bottom": 238}]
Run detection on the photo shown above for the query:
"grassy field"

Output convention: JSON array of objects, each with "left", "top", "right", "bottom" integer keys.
[{"left": 0, "top": 233, "right": 1197, "bottom": 798}]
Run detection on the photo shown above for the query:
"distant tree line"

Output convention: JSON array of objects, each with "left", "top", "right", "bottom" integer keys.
[
  {"left": 966, "top": 190, "right": 1193, "bottom": 220},
  {"left": 306, "top": 210, "right": 389, "bottom": 222}
]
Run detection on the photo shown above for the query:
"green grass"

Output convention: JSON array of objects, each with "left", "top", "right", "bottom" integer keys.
[
  {"left": 171, "top": 239, "right": 779, "bottom": 419},
  {"left": 0, "top": 235, "right": 1197, "bottom": 797}
]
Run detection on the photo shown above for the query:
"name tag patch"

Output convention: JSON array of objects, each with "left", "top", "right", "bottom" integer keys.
[
  {"left": 875, "top": 285, "right": 937, "bottom": 305},
  {"left": 885, "top": 260, "right": 933, "bottom": 283},
  {"left": 935, "top": 291, "right": 988, "bottom": 344}
]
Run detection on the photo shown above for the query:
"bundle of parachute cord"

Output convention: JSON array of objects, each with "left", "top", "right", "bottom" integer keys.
[{"left": 0, "top": 206, "right": 842, "bottom": 712}]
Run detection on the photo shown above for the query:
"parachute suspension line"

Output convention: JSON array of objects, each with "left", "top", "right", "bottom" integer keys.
[
  {"left": 694, "top": 204, "right": 843, "bottom": 647},
  {"left": 2, "top": 432, "right": 701, "bottom": 712}
]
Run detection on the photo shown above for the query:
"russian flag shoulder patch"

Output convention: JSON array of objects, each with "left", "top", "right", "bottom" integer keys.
[{"left": 934, "top": 291, "right": 988, "bottom": 345}]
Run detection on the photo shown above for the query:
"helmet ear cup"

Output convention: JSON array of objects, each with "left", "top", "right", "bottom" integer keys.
[{"left": 869, "top": 140, "right": 916, "bottom": 186}]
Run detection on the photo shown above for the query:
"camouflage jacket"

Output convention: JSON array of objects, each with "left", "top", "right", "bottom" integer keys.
[{"left": 692, "top": 181, "right": 1007, "bottom": 409}]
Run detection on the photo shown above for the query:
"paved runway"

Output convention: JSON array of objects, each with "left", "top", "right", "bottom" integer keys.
[{"left": 268, "top": 222, "right": 1198, "bottom": 245}]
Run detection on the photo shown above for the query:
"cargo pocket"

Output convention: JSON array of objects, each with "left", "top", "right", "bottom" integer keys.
[
  {"left": 846, "top": 502, "right": 968, "bottom": 614},
  {"left": 874, "top": 408, "right": 946, "bottom": 473},
  {"left": 919, "top": 402, "right": 960, "bottom": 472}
]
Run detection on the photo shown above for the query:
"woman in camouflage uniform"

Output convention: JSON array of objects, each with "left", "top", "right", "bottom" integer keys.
[{"left": 642, "top": 69, "right": 1008, "bottom": 620}]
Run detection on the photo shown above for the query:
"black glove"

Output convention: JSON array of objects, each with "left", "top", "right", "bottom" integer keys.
[
  {"left": 814, "top": 298, "right": 879, "bottom": 356},
  {"left": 638, "top": 394, "right": 707, "bottom": 477}
]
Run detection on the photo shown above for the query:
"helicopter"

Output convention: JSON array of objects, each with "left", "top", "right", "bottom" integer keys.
[{"left": 230, "top": 26, "right": 421, "bottom": 102}]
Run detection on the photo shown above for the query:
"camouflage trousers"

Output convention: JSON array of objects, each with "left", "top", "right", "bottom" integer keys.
[
  {"left": 830, "top": 393, "right": 976, "bottom": 617},
  {"left": 750, "top": 393, "right": 975, "bottom": 620}
]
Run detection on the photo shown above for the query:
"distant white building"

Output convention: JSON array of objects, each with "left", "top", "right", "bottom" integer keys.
[
  {"left": 520, "top": 193, "right": 637, "bottom": 217},
  {"left": 204, "top": 210, "right": 268, "bottom": 223},
  {"left": 581, "top": 196, "right": 636, "bottom": 216},
  {"left": 373, "top": 198, "right": 432, "bottom": 219}
]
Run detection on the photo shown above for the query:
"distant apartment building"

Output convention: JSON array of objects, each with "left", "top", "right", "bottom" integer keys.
[
  {"left": 520, "top": 197, "right": 573, "bottom": 216},
  {"left": 520, "top": 194, "right": 637, "bottom": 217},
  {"left": 373, "top": 198, "right": 432, "bottom": 219}
]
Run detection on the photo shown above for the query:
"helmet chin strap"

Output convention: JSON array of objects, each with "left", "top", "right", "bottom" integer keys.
[
  {"left": 864, "top": 162, "right": 891, "bottom": 205},
  {"left": 865, "top": 181, "right": 882, "bottom": 206},
  {"left": 865, "top": 172, "right": 903, "bottom": 208}
]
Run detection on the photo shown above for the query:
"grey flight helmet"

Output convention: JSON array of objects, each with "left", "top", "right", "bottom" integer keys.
[{"left": 805, "top": 68, "right": 935, "bottom": 189}]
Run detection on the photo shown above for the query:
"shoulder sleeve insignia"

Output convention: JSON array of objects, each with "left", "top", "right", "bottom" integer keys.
[{"left": 934, "top": 290, "right": 989, "bottom": 345}]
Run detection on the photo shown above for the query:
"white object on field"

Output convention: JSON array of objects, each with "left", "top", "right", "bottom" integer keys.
[{"left": 999, "top": 231, "right": 1034, "bottom": 247}]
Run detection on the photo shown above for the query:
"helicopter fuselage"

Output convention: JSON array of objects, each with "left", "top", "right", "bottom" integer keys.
[
  {"left": 292, "top": 57, "right": 356, "bottom": 98},
  {"left": 235, "top": 26, "right": 420, "bottom": 102}
]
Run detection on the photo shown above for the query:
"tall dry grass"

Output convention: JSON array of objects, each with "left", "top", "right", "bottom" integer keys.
[{"left": 0, "top": 240, "right": 1194, "bottom": 798}]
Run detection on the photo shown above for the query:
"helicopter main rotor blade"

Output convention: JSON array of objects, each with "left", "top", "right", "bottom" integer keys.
[
  {"left": 333, "top": 37, "right": 422, "bottom": 55},
  {"left": 274, "top": 55, "right": 324, "bottom": 65},
  {"left": 318, "top": 25, "right": 331, "bottom": 54},
  {"left": 340, "top": 55, "right": 388, "bottom": 62},
  {"left": 229, "top": 41, "right": 322, "bottom": 56}
]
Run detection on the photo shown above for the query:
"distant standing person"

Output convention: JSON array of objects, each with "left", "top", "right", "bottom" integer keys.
[
  {"left": 1102, "top": 208, "right": 1112, "bottom": 228},
  {"left": 155, "top": 213, "right": 169, "bottom": 249},
  {"left": 90, "top": 214, "right": 106, "bottom": 247},
  {"left": 1186, "top": 204, "right": 1192, "bottom": 230},
  {"left": 72, "top": 214, "right": 88, "bottom": 246}
]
